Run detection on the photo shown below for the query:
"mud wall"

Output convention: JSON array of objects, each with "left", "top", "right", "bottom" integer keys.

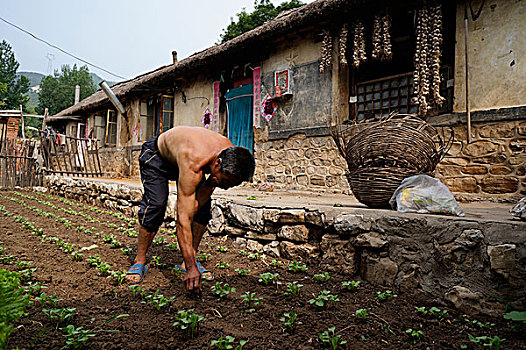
[
  {"left": 453, "top": 0, "right": 526, "bottom": 112},
  {"left": 44, "top": 176, "right": 526, "bottom": 316}
]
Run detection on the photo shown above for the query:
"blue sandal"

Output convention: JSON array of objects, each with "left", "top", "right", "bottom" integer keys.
[
  {"left": 126, "top": 263, "right": 148, "bottom": 283},
  {"left": 174, "top": 262, "right": 214, "bottom": 281}
]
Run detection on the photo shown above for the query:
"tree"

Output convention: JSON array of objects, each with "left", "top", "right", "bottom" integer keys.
[
  {"left": 37, "top": 64, "right": 96, "bottom": 115},
  {"left": 0, "top": 40, "right": 30, "bottom": 109},
  {"left": 219, "top": 0, "right": 305, "bottom": 43}
]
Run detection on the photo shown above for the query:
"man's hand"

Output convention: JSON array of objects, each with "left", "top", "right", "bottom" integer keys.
[{"left": 183, "top": 264, "right": 202, "bottom": 293}]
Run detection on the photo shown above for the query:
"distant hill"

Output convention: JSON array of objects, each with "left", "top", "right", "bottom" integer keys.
[{"left": 17, "top": 71, "right": 118, "bottom": 109}]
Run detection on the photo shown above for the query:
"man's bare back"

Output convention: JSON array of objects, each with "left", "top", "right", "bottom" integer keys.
[{"left": 157, "top": 126, "right": 233, "bottom": 173}]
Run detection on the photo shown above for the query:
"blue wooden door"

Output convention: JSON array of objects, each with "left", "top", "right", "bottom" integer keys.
[{"left": 225, "top": 84, "right": 253, "bottom": 153}]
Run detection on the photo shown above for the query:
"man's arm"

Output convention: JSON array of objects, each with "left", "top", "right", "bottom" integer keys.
[{"left": 176, "top": 167, "right": 203, "bottom": 292}]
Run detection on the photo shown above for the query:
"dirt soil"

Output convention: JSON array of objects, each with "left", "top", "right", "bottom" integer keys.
[{"left": 1, "top": 189, "right": 524, "bottom": 350}]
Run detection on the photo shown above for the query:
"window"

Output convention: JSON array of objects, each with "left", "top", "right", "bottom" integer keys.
[
  {"left": 94, "top": 114, "right": 105, "bottom": 146},
  {"left": 105, "top": 109, "right": 117, "bottom": 145},
  {"left": 140, "top": 101, "right": 155, "bottom": 141},
  {"left": 349, "top": 2, "right": 455, "bottom": 120},
  {"left": 160, "top": 96, "right": 174, "bottom": 133}
]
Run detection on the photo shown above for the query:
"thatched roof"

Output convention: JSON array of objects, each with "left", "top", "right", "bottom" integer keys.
[{"left": 53, "top": 0, "right": 372, "bottom": 119}]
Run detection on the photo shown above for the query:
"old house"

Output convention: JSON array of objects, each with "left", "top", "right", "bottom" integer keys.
[{"left": 51, "top": 0, "right": 525, "bottom": 199}]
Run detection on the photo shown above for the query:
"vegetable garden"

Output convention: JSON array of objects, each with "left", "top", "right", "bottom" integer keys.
[{"left": 0, "top": 189, "right": 524, "bottom": 349}]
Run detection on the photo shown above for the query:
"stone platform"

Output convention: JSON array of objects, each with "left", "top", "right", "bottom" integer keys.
[{"left": 43, "top": 176, "right": 525, "bottom": 316}]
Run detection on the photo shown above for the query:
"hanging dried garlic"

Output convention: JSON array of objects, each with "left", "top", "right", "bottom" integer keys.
[
  {"left": 320, "top": 30, "right": 333, "bottom": 73},
  {"left": 430, "top": 4, "right": 445, "bottom": 105},
  {"left": 372, "top": 15, "right": 382, "bottom": 60},
  {"left": 382, "top": 14, "right": 392, "bottom": 61},
  {"left": 413, "top": 4, "right": 445, "bottom": 114},
  {"left": 339, "top": 24, "right": 348, "bottom": 65},
  {"left": 372, "top": 14, "right": 392, "bottom": 61},
  {"left": 353, "top": 21, "right": 366, "bottom": 68}
]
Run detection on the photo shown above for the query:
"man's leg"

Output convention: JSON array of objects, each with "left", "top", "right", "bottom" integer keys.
[{"left": 126, "top": 225, "right": 157, "bottom": 282}]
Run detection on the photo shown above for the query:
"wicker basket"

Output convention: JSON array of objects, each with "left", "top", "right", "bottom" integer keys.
[{"left": 331, "top": 114, "right": 452, "bottom": 208}]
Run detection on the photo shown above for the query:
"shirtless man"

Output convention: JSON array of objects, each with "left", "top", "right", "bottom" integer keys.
[{"left": 125, "top": 126, "right": 255, "bottom": 293}]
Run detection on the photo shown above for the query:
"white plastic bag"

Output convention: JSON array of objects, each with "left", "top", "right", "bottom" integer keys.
[
  {"left": 389, "top": 174, "right": 465, "bottom": 216},
  {"left": 510, "top": 197, "right": 526, "bottom": 221}
]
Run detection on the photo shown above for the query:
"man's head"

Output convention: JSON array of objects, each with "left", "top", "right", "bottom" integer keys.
[{"left": 211, "top": 146, "right": 255, "bottom": 189}]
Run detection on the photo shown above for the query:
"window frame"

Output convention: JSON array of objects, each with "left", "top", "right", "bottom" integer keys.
[
  {"left": 160, "top": 95, "right": 174, "bottom": 133},
  {"left": 105, "top": 109, "right": 117, "bottom": 146}
]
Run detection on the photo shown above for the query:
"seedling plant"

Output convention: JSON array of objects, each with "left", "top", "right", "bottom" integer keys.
[
  {"left": 280, "top": 311, "right": 302, "bottom": 332},
  {"left": 211, "top": 281, "right": 235, "bottom": 300},
  {"left": 318, "top": 326, "right": 347, "bottom": 350},
  {"left": 210, "top": 336, "right": 247, "bottom": 350},
  {"left": 309, "top": 290, "right": 340, "bottom": 308},
  {"left": 173, "top": 309, "right": 206, "bottom": 339}
]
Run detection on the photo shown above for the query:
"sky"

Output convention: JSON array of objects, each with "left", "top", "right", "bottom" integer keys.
[{"left": 1, "top": 0, "right": 313, "bottom": 83}]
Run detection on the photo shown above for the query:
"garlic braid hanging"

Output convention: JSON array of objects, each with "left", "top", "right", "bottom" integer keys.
[
  {"left": 353, "top": 21, "right": 366, "bottom": 68},
  {"left": 320, "top": 30, "right": 333, "bottom": 73},
  {"left": 372, "top": 14, "right": 392, "bottom": 61},
  {"left": 430, "top": 4, "right": 445, "bottom": 105},
  {"left": 413, "top": 6, "right": 430, "bottom": 114},
  {"left": 339, "top": 24, "right": 349, "bottom": 66},
  {"left": 413, "top": 4, "right": 445, "bottom": 114}
]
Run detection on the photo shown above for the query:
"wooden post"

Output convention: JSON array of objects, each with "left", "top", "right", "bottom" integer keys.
[
  {"left": 20, "top": 105, "right": 26, "bottom": 140},
  {"left": 464, "top": 3, "right": 472, "bottom": 143}
]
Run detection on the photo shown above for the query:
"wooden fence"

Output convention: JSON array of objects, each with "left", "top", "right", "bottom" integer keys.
[
  {"left": 0, "top": 137, "right": 43, "bottom": 188},
  {"left": 39, "top": 131, "right": 103, "bottom": 177}
]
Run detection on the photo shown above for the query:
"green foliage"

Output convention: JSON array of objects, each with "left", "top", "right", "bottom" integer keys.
[
  {"left": 342, "top": 280, "right": 361, "bottom": 291},
  {"left": 313, "top": 272, "right": 330, "bottom": 282},
  {"left": 280, "top": 311, "right": 302, "bottom": 332},
  {"left": 210, "top": 335, "right": 247, "bottom": 350},
  {"left": 108, "top": 270, "right": 127, "bottom": 286},
  {"left": 376, "top": 290, "right": 397, "bottom": 302},
  {"left": 464, "top": 317, "right": 495, "bottom": 329},
  {"left": 234, "top": 269, "right": 250, "bottom": 276},
  {"left": 270, "top": 259, "right": 283, "bottom": 267},
  {"left": 211, "top": 281, "right": 235, "bottom": 300},
  {"left": 0, "top": 40, "right": 30, "bottom": 109},
  {"left": 42, "top": 307, "right": 77, "bottom": 328},
  {"left": 0, "top": 270, "right": 30, "bottom": 349},
  {"left": 240, "top": 291, "right": 263, "bottom": 311},
  {"left": 284, "top": 281, "right": 303, "bottom": 297},
  {"left": 354, "top": 308, "right": 368, "bottom": 321},
  {"left": 217, "top": 245, "right": 228, "bottom": 252},
  {"left": 128, "top": 285, "right": 142, "bottom": 298},
  {"left": 216, "top": 261, "right": 231, "bottom": 269},
  {"left": 35, "top": 292, "right": 63, "bottom": 308},
  {"left": 468, "top": 334, "right": 505, "bottom": 350},
  {"left": 406, "top": 328, "right": 424, "bottom": 344},
  {"left": 61, "top": 325, "right": 96, "bottom": 349},
  {"left": 219, "top": 0, "right": 305, "bottom": 43},
  {"left": 503, "top": 310, "right": 526, "bottom": 323},
  {"left": 309, "top": 290, "right": 339, "bottom": 308},
  {"left": 288, "top": 260, "right": 307, "bottom": 273},
  {"left": 60, "top": 314, "right": 128, "bottom": 349},
  {"left": 37, "top": 64, "right": 96, "bottom": 115},
  {"left": 166, "top": 242, "right": 179, "bottom": 251},
  {"left": 318, "top": 326, "right": 347, "bottom": 350},
  {"left": 152, "top": 237, "right": 166, "bottom": 245},
  {"left": 173, "top": 309, "right": 206, "bottom": 338},
  {"left": 258, "top": 272, "right": 279, "bottom": 285},
  {"left": 416, "top": 306, "right": 448, "bottom": 320}
]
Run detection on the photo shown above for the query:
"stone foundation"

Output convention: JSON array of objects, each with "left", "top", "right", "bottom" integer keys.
[
  {"left": 436, "top": 119, "right": 526, "bottom": 200},
  {"left": 44, "top": 176, "right": 526, "bottom": 316}
]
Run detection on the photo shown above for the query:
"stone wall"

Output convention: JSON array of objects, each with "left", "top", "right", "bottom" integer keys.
[
  {"left": 44, "top": 176, "right": 526, "bottom": 316},
  {"left": 436, "top": 119, "right": 526, "bottom": 200},
  {"left": 97, "top": 147, "right": 141, "bottom": 178},
  {"left": 253, "top": 133, "right": 350, "bottom": 193}
]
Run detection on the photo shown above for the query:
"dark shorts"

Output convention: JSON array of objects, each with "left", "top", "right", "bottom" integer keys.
[{"left": 137, "top": 136, "right": 212, "bottom": 232}]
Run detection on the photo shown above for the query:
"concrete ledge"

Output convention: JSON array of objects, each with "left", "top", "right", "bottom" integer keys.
[{"left": 42, "top": 175, "right": 526, "bottom": 316}]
